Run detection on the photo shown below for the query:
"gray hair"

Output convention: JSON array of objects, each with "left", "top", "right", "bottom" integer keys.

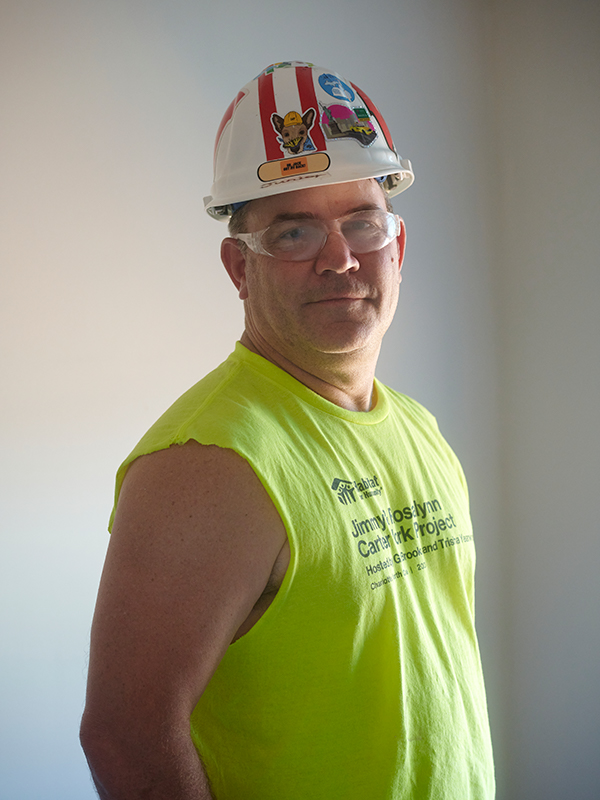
[{"left": 227, "top": 180, "right": 394, "bottom": 241}]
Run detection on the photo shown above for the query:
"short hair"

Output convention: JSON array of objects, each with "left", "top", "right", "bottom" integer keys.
[
  {"left": 228, "top": 203, "right": 252, "bottom": 238},
  {"left": 227, "top": 180, "right": 394, "bottom": 240}
]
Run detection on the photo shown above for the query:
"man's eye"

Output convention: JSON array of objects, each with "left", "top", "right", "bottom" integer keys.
[
  {"left": 263, "top": 224, "right": 309, "bottom": 251},
  {"left": 344, "top": 220, "right": 377, "bottom": 234},
  {"left": 347, "top": 220, "right": 371, "bottom": 229},
  {"left": 278, "top": 227, "right": 306, "bottom": 242}
]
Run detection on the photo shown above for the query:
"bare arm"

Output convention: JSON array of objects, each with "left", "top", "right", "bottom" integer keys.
[{"left": 80, "top": 441, "right": 288, "bottom": 799}]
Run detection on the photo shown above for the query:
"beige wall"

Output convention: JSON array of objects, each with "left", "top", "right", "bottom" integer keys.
[
  {"left": 489, "top": 1, "right": 600, "bottom": 797},
  {"left": 1, "top": 1, "right": 598, "bottom": 797}
]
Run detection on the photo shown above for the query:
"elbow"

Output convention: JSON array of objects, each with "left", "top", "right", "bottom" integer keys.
[
  {"left": 79, "top": 710, "right": 128, "bottom": 797},
  {"left": 80, "top": 707, "right": 109, "bottom": 758},
  {"left": 79, "top": 710, "right": 104, "bottom": 762},
  {"left": 79, "top": 705, "right": 194, "bottom": 796}
]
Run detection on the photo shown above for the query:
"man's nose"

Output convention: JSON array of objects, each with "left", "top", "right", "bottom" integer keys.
[{"left": 314, "top": 230, "right": 360, "bottom": 274}]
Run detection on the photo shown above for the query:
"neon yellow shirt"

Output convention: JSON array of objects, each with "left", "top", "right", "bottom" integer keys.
[{"left": 111, "top": 343, "right": 495, "bottom": 799}]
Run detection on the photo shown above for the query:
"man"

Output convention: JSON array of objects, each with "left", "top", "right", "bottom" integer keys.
[{"left": 80, "top": 62, "right": 495, "bottom": 799}]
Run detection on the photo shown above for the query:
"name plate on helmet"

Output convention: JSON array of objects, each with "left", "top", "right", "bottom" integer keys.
[{"left": 257, "top": 152, "right": 331, "bottom": 183}]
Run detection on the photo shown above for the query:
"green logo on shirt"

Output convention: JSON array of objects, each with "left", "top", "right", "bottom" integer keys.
[{"left": 331, "top": 475, "right": 381, "bottom": 504}]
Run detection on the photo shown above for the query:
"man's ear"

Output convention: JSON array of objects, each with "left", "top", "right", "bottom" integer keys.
[
  {"left": 396, "top": 218, "right": 407, "bottom": 279},
  {"left": 221, "top": 238, "right": 249, "bottom": 300}
]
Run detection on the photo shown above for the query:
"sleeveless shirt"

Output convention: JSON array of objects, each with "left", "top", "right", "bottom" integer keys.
[{"left": 110, "top": 342, "right": 495, "bottom": 799}]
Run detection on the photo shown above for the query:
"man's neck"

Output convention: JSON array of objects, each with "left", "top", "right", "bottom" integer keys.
[{"left": 239, "top": 330, "right": 379, "bottom": 413}]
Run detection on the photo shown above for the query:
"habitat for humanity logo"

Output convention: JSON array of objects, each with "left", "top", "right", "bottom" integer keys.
[{"left": 331, "top": 476, "right": 382, "bottom": 505}]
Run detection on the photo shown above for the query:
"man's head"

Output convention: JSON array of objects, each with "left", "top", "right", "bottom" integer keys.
[
  {"left": 220, "top": 178, "right": 406, "bottom": 367},
  {"left": 208, "top": 62, "right": 412, "bottom": 384}
]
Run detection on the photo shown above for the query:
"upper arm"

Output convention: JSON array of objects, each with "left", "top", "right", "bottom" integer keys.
[{"left": 83, "top": 441, "right": 287, "bottom": 738}]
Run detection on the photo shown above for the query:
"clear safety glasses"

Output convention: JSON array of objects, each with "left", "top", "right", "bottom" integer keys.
[{"left": 235, "top": 209, "right": 401, "bottom": 262}]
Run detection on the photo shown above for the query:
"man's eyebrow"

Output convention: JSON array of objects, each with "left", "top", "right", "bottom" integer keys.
[
  {"left": 268, "top": 212, "right": 318, "bottom": 223},
  {"left": 267, "top": 203, "right": 383, "bottom": 225}
]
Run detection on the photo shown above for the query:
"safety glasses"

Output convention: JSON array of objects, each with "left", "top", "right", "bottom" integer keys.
[{"left": 235, "top": 209, "right": 401, "bottom": 262}]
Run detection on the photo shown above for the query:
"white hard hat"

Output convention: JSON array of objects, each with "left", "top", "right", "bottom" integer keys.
[{"left": 204, "top": 61, "right": 414, "bottom": 220}]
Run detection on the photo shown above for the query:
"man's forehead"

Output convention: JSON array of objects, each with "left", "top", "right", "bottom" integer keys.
[{"left": 246, "top": 179, "right": 387, "bottom": 225}]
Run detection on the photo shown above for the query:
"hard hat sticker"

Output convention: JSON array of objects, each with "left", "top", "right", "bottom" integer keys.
[
  {"left": 214, "top": 89, "right": 248, "bottom": 159},
  {"left": 271, "top": 109, "right": 317, "bottom": 156},
  {"left": 320, "top": 104, "right": 378, "bottom": 147},
  {"left": 350, "top": 82, "right": 397, "bottom": 155},
  {"left": 257, "top": 152, "right": 331, "bottom": 183},
  {"left": 257, "top": 61, "right": 315, "bottom": 78},
  {"left": 318, "top": 73, "right": 355, "bottom": 102}
]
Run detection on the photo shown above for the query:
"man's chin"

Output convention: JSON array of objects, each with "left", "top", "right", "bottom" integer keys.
[{"left": 295, "top": 325, "right": 380, "bottom": 358}]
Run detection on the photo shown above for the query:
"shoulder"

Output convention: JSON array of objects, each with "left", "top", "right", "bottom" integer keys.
[
  {"left": 378, "top": 382, "right": 469, "bottom": 485},
  {"left": 131, "top": 352, "right": 245, "bottom": 453},
  {"left": 108, "top": 440, "right": 289, "bottom": 639},
  {"left": 120, "top": 345, "right": 290, "bottom": 477},
  {"left": 377, "top": 380, "right": 441, "bottom": 431},
  {"left": 116, "top": 441, "right": 282, "bottom": 533},
  {"left": 109, "top": 348, "right": 267, "bottom": 528}
]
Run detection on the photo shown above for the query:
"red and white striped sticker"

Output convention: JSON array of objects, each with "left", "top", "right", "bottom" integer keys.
[{"left": 259, "top": 66, "right": 328, "bottom": 161}]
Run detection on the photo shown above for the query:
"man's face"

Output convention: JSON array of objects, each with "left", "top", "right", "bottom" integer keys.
[{"left": 226, "top": 179, "right": 405, "bottom": 365}]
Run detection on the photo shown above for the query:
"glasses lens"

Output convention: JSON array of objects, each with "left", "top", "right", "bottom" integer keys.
[
  {"left": 340, "top": 210, "right": 396, "bottom": 253},
  {"left": 261, "top": 220, "right": 325, "bottom": 260},
  {"left": 254, "top": 210, "right": 397, "bottom": 260}
]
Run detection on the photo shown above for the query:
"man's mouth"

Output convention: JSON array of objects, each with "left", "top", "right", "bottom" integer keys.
[
  {"left": 306, "top": 295, "right": 370, "bottom": 307},
  {"left": 314, "top": 296, "right": 364, "bottom": 302},
  {"left": 304, "top": 282, "right": 374, "bottom": 305}
]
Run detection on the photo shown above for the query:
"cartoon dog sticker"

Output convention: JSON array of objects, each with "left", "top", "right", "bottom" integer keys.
[{"left": 271, "top": 109, "right": 317, "bottom": 155}]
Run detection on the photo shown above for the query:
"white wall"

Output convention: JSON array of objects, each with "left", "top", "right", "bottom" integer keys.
[
  {"left": 489, "top": 1, "right": 600, "bottom": 798},
  {"left": 1, "top": 1, "right": 597, "bottom": 798}
]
